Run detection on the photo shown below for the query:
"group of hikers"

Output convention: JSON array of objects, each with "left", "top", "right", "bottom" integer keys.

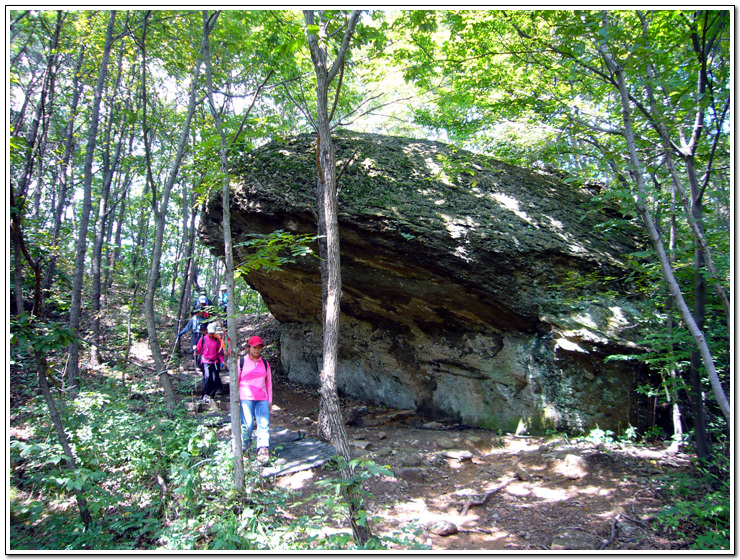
[{"left": 176, "top": 285, "right": 272, "bottom": 465}]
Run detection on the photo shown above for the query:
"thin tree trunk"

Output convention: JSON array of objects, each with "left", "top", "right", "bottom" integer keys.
[
  {"left": 11, "top": 186, "right": 92, "bottom": 527},
  {"left": 141, "top": 16, "right": 205, "bottom": 410},
  {"left": 104, "top": 187, "right": 127, "bottom": 299},
  {"left": 595, "top": 31, "right": 730, "bottom": 427},
  {"left": 34, "top": 349, "right": 93, "bottom": 527},
  {"left": 170, "top": 196, "right": 185, "bottom": 300},
  {"left": 640, "top": 11, "right": 729, "bottom": 325},
  {"left": 202, "top": 11, "right": 274, "bottom": 490},
  {"left": 13, "top": 11, "right": 64, "bottom": 315},
  {"left": 664, "top": 179, "right": 683, "bottom": 454},
  {"left": 13, "top": 238, "right": 25, "bottom": 315},
  {"left": 129, "top": 179, "right": 151, "bottom": 275},
  {"left": 125, "top": 284, "right": 139, "bottom": 361},
  {"left": 687, "top": 158, "right": 710, "bottom": 459},
  {"left": 176, "top": 190, "right": 196, "bottom": 336},
  {"left": 91, "top": 50, "right": 127, "bottom": 366},
  {"left": 67, "top": 10, "right": 117, "bottom": 393},
  {"left": 177, "top": 204, "right": 197, "bottom": 353},
  {"left": 202, "top": 9, "right": 245, "bottom": 490},
  {"left": 639, "top": 21, "right": 718, "bottom": 457},
  {"left": 304, "top": 9, "right": 371, "bottom": 546}
]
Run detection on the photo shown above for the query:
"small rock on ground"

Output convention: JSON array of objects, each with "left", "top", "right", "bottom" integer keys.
[{"left": 426, "top": 520, "right": 458, "bottom": 537}]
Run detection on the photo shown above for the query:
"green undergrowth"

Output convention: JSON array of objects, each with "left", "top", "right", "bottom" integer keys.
[
  {"left": 8, "top": 363, "right": 425, "bottom": 551},
  {"left": 652, "top": 445, "right": 731, "bottom": 550}
]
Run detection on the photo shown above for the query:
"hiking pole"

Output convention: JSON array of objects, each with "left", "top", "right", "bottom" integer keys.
[{"left": 161, "top": 335, "right": 180, "bottom": 376}]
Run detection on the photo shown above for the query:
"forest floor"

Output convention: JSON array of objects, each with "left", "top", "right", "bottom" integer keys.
[{"left": 170, "top": 313, "right": 695, "bottom": 551}]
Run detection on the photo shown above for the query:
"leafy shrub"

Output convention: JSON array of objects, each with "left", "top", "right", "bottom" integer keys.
[
  {"left": 654, "top": 450, "right": 730, "bottom": 550},
  {"left": 9, "top": 362, "right": 427, "bottom": 551}
]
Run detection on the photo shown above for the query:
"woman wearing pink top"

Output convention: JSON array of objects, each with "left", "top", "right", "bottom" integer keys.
[
  {"left": 239, "top": 335, "right": 272, "bottom": 463},
  {"left": 196, "top": 322, "right": 224, "bottom": 400}
]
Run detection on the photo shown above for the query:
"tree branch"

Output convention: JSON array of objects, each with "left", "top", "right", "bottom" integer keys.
[
  {"left": 228, "top": 70, "right": 275, "bottom": 155},
  {"left": 327, "top": 10, "right": 361, "bottom": 83}
]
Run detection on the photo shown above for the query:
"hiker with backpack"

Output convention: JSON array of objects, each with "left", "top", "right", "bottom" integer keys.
[
  {"left": 197, "top": 322, "right": 225, "bottom": 401},
  {"left": 195, "top": 289, "right": 214, "bottom": 318},
  {"left": 238, "top": 335, "right": 272, "bottom": 464},
  {"left": 177, "top": 308, "right": 207, "bottom": 370}
]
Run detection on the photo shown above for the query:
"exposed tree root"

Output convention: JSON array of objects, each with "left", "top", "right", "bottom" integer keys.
[{"left": 460, "top": 477, "right": 514, "bottom": 516}]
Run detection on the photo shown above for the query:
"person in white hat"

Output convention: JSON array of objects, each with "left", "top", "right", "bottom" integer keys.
[{"left": 196, "top": 322, "right": 224, "bottom": 400}]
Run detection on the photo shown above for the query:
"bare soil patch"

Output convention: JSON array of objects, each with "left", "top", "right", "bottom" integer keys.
[
  {"left": 266, "top": 379, "right": 690, "bottom": 551},
  {"left": 186, "top": 313, "right": 693, "bottom": 551}
]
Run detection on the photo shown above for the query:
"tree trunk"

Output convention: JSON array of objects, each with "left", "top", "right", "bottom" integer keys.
[
  {"left": 12, "top": 184, "right": 92, "bottom": 527},
  {"left": 203, "top": 10, "right": 275, "bottom": 489},
  {"left": 202, "top": 9, "right": 245, "bottom": 490},
  {"left": 90, "top": 54, "right": 127, "bottom": 366},
  {"left": 34, "top": 349, "right": 93, "bottom": 528},
  {"left": 640, "top": 24, "right": 723, "bottom": 457},
  {"left": 67, "top": 10, "right": 117, "bottom": 393},
  {"left": 13, "top": 11, "right": 65, "bottom": 315},
  {"left": 170, "top": 195, "right": 185, "bottom": 301},
  {"left": 178, "top": 208, "right": 197, "bottom": 353},
  {"left": 687, "top": 157, "right": 710, "bottom": 459},
  {"left": 12, "top": 238, "right": 25, "bottom": 316},
  {"left": 104, "top": 177, "right": 129, "bottom": 301},
  {"left": 303, "top": 9, "right": 371, "bottom": 546},
  {"left": 596, "top": 33, "right": 730, "bottom": 425},
  {"left": 664, "top": 181, "right": 683, "bottom": 454},
  {"left": 141, "top": 15, "right": 205, "bottom": 410},
  {"left": 176, "top": 190, "right": 197, "bottom": 343}
]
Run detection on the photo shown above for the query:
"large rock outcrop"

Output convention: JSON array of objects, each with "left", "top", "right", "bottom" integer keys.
[{"left": 201, "top": 131, "right": 648, "bottom": 433}]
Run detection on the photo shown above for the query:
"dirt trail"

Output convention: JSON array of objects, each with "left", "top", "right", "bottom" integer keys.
[
  {"left": 178, "top": 314, "right": 691, "bottom": 551},
  {"left": 267, "top": 381, "right": 690, "bottom": 551}
]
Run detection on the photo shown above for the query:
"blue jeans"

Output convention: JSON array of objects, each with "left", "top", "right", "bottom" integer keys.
[{"left": 240, "top": 400, "right": 270, "bottom": 451}]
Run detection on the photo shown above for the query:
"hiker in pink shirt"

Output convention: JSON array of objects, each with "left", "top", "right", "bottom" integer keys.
[
  {"left": 196, "top": 322, "right": 224, "bottom": 400},
  {"left": 239, "top": 335, "right": 272, "bottom": 463}
]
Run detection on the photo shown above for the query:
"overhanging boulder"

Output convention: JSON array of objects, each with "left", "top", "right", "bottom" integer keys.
[{"left": 200, "top": 131, "right": 648, "bottom": 433}]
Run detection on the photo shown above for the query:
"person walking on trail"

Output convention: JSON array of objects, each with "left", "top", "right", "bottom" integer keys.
[
  {"left": 197, "top": 322, "right": 224, "bottom": 401},
  {"left": 195, "top": 323, "right": 208, "bottom": 374},
  {"left": 177, "top": 308, "right": 206, "bottom": 370},
  {"left": 218, "top": 284, "right": 228, "bottom": 327},
  {"left": 195, "top": 290, "right": 213, "bottom": 317},
  {"left": 239, "top": 335, "right": 272, "bottom": 464}
]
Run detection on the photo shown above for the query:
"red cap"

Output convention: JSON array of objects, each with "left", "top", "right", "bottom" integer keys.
[{"left": 248, "top": 336, "right": 264, "bottom": 347}]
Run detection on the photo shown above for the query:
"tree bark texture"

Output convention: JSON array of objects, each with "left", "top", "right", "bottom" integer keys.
[
  {"left": 304, "top": 9, "right": 370, "bottom": 546},
  {"left": 67, "top": 10, "right": 117, "bottom": 392},
  {"left": 141, "top": 16, "right": 205, "bottom": 409}
]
